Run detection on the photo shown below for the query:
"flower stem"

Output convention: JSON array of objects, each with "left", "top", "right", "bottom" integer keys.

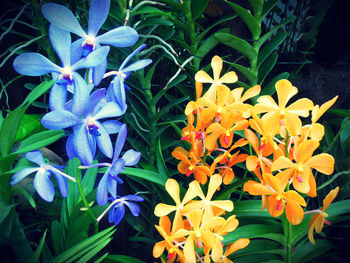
[{"left": 76, "top": 173, "right": 99, "bottom": 233}]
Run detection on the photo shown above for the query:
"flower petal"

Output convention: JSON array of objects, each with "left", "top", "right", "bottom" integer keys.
[
  {"left": 49, "top": 25, "right": 71, "bottom": 66},
  {"left": 275, "top": 79, "right": 298, "bottom": 108},
  {"left": 13, "top": 53, "right": 60, "bottom": 76},
  {"left": 72, "top": 46, "right": 110, "bottom": 71},
  {"left": 49, "top": 83, "right": 67, "bottom": 111},
  {"left": 323, "top": 186, "right": 339, "bottom": 210},
  {"left": 74, "top": 124, "right": 95, "bottom": 165},
  {"left": 287, "top": 98, "right": 314, "bottom": 117},
  {"left": 97, "top": 26, "right": 139, "bottom": 47},
  {"left": 219, "top": 71, "right": 238, "bottom": 83},
  {"left": 122, "top": 149, "right": 141, "bottom": 166},
  {"left": 285, "top": 200, "right": 304, "bottom": 225},
  {"left": 11, "top": 167, "right": 39, "bottom": 185},
  {"left": 94, "top": 102, "right": 124, "bottom": 120},
  {"left": 124, "top": 201, "right": 141, "bottom": 216},
  {"left": 26, "top": 151, "right": 46, "bottom": 166},
  {"left": 113, "top": 124, "right": 127, "bottom": 160},
  {"left": 92, "top": 59, "right": 107, "bottom": 86},
  {"left": 65, "top": 134, "right": 76, "bottom": 159},
  {"left": 88, "top": 0, "right": 110, "bottom": 36},
  {"left": 165, "top": 179, "right": 181, "bottom": 205},
  {"left": 41, "top": 110, "right": 79, "bottom": 130},
  {"left": 96, "top": 170, "right": 109, "bottom": 206},
  {"left": 243, "top": 180, "right": 274, "bottom": 195},
  {"left": 225, "top": 238, "right": 250, "bottom": 256},
  {"left": 195, "top": 70, "right": 213, "bottom": 83},
  {"left": 107, "top": 175, "right": 118, "bottom": 198},
  {"left": 207, "top": 174, "right": 222, "bottom": 200},
  {"left": 154, "top": 203, "right": 176, "bottom": 217},
  {"left": 41, "top": 3, "right": 86, "bottom": 37},
  {"left": 71, "top": 72, "right": 90, "bottom": 116},
  {"left": 122, "top": 59, "right": 152, "bottom": 73},
  {"left": 305, "top": 153, "right": 335, "bottom": 175},
  {"left": 83, "top": 88, "right": 106, "bottom": 117},
  {"left": 211, "top": 55, "right": 222, "bottom": 81},
  {"left": 109, "top": 203, "right": 125, "bottom": 226},
  {"left": 34, "top": 169, "right": 55, "bottom": 202},
  {"left": 51, "top": 170, "right": 68, "bottom": 197},
  {"left": 102, "top": 120, "right": 122, "bottom": 134},
  {"left": 96, "top": 122, "right": 113, "bottom": 158},
  {"left": 70, "top": 38, "right": 84, "bottom": 64}
]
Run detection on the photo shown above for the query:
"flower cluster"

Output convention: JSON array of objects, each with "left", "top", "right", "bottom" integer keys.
[
  {"left": 11, "top": 0, "right": 151, "bottom": 226},
  {"left": 158, "top": 55, "right": 339, "bottom": 262},
  {"left": 153, "top": 175, "right": 250, "bottom": 262}
]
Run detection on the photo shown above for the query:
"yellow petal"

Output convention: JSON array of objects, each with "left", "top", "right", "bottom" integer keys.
[
  {"left": 220, "top": 215, "right": 239, "bottom": 234},
  {"left": 189, "top": 180, "right": 206, "bottom": 200},
  {"left": 207, "top": 174, "right": 222, "bottom": 200},
  {"left": 312, "top": 95, "right": 338, "bottom": 123},
  {"left": 195, "top": 70, "right": 214, "bottom": 83},
  {"left": 287, "top": 98, "right": 314, "bottom": 117},
  {"left": 271, "top": 156, "right": 294, "bottom": 171},
  {"left": 275, "top": 79, "right": 298, "bottom": 108},
  {"left": 284, "top": 112, "right": 302, "bottom": 136},
  {"left": 285, "top": 200, "right": 304, "bottom": 225},
  {"left": 283, "top": 190, "right": 306, "bottom": 206},
  {"left": 211, "top": 242, "right": 224, "bottom": 262},
  {"left": 153, "top": 241, "right": 166, "bottom": 258},
  {"left": 308, "top": 213, "right": 319, "bottom": 245},
  {"left": 305, "top": 153, "right": 335, "bottom": 175},
  {"left": 166, "top": 179, "right": 181, "bottom": 205},
  {"left": 185, "top": 101, "right": 197, "bottom": 115},
  {"left": 184, "top": 234, "right": 196, "bottom": 263},
  {"left": 265, "top": 173, "right": 283, "bottom": 193},
  {"left": 323, "top": 186, "right": 339, "bottom": 210},
  {"left": 195, "top": 81, "right": 203, "bottom": 99},
  {"left": 241, "top": 85, "right": 261, "bottom": 102},
  {"left": 217, "top": 85, "right": 231, "bottom": 107},
  {"left": 310, "top": 123, "right": 325, "bottom": 141},
  {"left": 219, "top": 71, "right": 238, "bottom": 83},
  {"left": 212, "top": 55, "right": 223, "bottom": 81},
  {"left": 294, "top": 140, "right": 319, "bottom": 163},
  {"left": 225, "top": 238, "right": 250, "bottom": 256},
  {"left": 154, "top": 203, "right": 177, "bottom": 217},
  {"left": 211, "top": 200, "right": 234, "bottom": 212},
  {"left": 246, "top": 155, "right": 258, "bottom": 171},
  {"left": 231, "top": 87, "right": 244, "bottom": 102}
]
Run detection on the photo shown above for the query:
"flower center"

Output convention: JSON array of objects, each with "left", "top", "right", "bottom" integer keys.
[
  {"left": 58, "top": 66, "right": 73, "bottom": 85},
  {"left": 86, "top": 117, "right": 101, "bottom": 136},
  {"left": 82, "top": 34, "right": 96, "bottom": 56}
]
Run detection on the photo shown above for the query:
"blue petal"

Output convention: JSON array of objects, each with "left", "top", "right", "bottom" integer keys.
[
  {"left": 26, "top": 151, "right": 46, "bottom": 166},
  {"left": 122, "top": 149, "right": 141, "bottom": 166},
  {"left": 49, "top": 25, "right": 71, "bottom": 66},
  {"left": 124, "top": 201, "right": 141, "bottom": 216},
  {"left": 109, "top": 159, "right": 125, "bottom": 181},
  {"left": 51, "top": 170, "right": 68, "bottom": 197},
  {"left": 74, "top": 124, "right": 95, "bottom": 165},
  {"left": 88, "top": 0, "right": 110, "bottom": 36},
  {"left": 49, "top": 83, "right": 67, "bottom": 111},
  {"left": 107, "top": 175, "right": 117, "bottom": 199},
  {"left": 120, "top": 44, "right": 146, "bottom": 70},
  {"left": 71, "top": 38, "right": 84, "bottom": 64},
  {"left": 66, "top": 134, "right": 76, "bottom": 159},
  {"left": 92, "top": 59, "right": 107, "bottom": 86},
  {"left": 97, "top": 26, "right": 138, "bottom": 47},
  {"left": 41, "top": 3, "right": 86, "bottom": 37},
  {"left": 13, "top": 53, "right": 60, "bottom": 76},
  {"left": 95, "top": 121, "right": 113, "bottom": 158},
  {"left": 34, "top": 169, "right": 55, "bottom": 202},
  {"left": 71, "top": 46, "right": 110, "bottom": 71},
  {"left": 72, "top": 72, "right": 90, "bottom": 116},
  {"left": 96, "top": 170, "right": 109, "bottom": 206},
  {"left": 93, "top": 102, "right": 124, "bottom": 120},
  {"left": 83, "top": 88, "right": 106, "bottom": 117},
  {"left": 109, "top": 203, "right": 125, "bottom": 226},
  {"left": 41, "top": 110, "right": 80, "bottom": 129},
  {"left": 11, "top": 167, "right": 39, "bottom": 185},
  {"left": 112, "top": 76, "right": 127, "bottom": 113},
  {"left": 124, "top": 194, "right": 144, "bottom": 202},
  {"left": 122, "top": 59, "right": 152, "bottom": 73},
  {"left": 113, "top": 124, "right": 127, "bottom": 160},
  {"left": 102, "top": 120, "right": 122, "bottom": 134}
]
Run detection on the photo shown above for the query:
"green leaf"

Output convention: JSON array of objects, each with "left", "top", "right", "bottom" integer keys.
[
  {"left": 156, "top": 138, "right": 169, "bottom": 179},
  {"left": 12, "top": 187, "right": 36, "bottom": 208},
  {"left": 258, "top": 30, "right": 287, "bottom": 68},
  {"left": 15, "top": 114, "right": 43, "bottom": 142},
  {"left": 75, "top": 238, "right": 112, "bottom": 263},
  {"left": 136, "top": 18, "right": 173, "bottom": 29},
  {"left": 30, "top": 230, "right": 47, "bottom": 263},
  {"left": 152, "top": 96, "right": 189, "bottom": 123},
  {"left": 81, "top": 162, "right": 98, "bottom": 195},
  {"left": 258, "top": 16, "right": 296, "bottom": 48},
  {"left": 0, "top": 201, "right": 16, "bottom": 223},
  {"left": 328, "top": 109, "right": 350, "bottom": 117},
  {"left": 258, "top": 52, "right": 278, "bottom": 84},
  {"left": 215, "top": 32, "right": 258, "bottom": 61},
  {"left": 20, "top": 80, "right": 54, "bottom": 108},
  {"left": 0, "top": 107, "right": 26, "bottom": 157},
  {"left": 191, "top": 0, "right": 209, "bottom": 20},
  {"left": 226, "top": 1, "right": 261, "bottom": 39},
  {"left": 104, "top": 255, "right": 145, "bottom": 263},
  {"left": 248, "top": 0, "right": 263, "bottom": 17},
  {"left": 224, "top": 61, "right": 257, "bottom": 84},
  {"left": 51, "top": 220, "right": 65, "bottom": 255},
  {"left": 152, "top": 74, "right": 187, "bottom": 106},
  {"left": 122, "top": 167, "right": 166, "bottom": 186},
  {"left": 292, "top": 240, "right": 334, "bottom": 263},
  {"left": 13, "top": 130, "right": 65, "bottom": 155},
  {"left": 261, "top": 0, "right": 279, "bottom": 20},
  {"left": 261, "top": 72, "right": 289, "bottom": 96}
]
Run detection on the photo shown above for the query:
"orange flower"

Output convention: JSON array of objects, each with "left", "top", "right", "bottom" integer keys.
[
  {"left": 218, "top": 238, "right": 250, "bottom": 263},
  {"left": 253, "top": 79, "right": 314, "bottom": 136},
  {"left": 228, "top": 85, "right": 261, "bottom": 118},
  {"left": 308, "top": 186, "right": 339, "bottom": 245},
  {"left": 195, "top": 55, "right": 238, "bottom": 102},
  {"left": 271, "top": 140, "right": 335, "bottom": 196},
  {"left": 244, "top": 173, "right": 306, "bottom": 225}
]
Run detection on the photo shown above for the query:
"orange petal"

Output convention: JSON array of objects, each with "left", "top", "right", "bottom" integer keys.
[
  {"left": 308, "top": 213, "right": 320, "bottom": 245},
  {"left": 225, "top": 238, "right": 250, "bottom": 256},
  {"left": 172, "top": 147, "right": 189, "bottom": 160},
  {"left": 294, "top": 140, "right": 319, "bottom": 163},
  {"left": 211, "top": 55, "right": 223, "bottom": 81},
  {"left": 153, "top": 241, "right": 166, "bottom": 258},
  {"left": 243, "top": 180, "right": 274, "bottom": 195},
  {"left": 310, "top": 123, "right": 325, "bottom": 141},
  {"left": 307, "top": 172, "right": 317, "bottom": 198},
  {"left": 246, "top": 156, "right": 259, "bottom": 171},
  {"left": 244, "top": 128, "right": 260, "bottom": 154},
  {"left": 287, "top": 98, "right": 314, "bottom": 117},
  {"left": 219, "top": 71, "right": 238, "bottom": 83},
  {"left": 195, "top": 81, "right": 203, "bottom": 99},
  {"left": 267, "top": 195, "right": 285, "bottom": 217},
  {"left": 292, "top": 167, "right": 311, "bottom": 194},
  {"left": 284, "top": 112, "right": 302, "bottom": 136},
  {"left": 285, "top": 200, "right": 304, "bottom": 225},
  {"left": 305, "top": 153, "right": 335, "bottom": 175},
  {"left": 271, "top": 156, "right": 294, "bottom": 171},
  {"left": 178, "top": 161, "right": 190, "bottom": 174},
  {"left": 323, "top": 186, "right": 339, "bottom": 210},
  {"left": 275, "top": 79, "right": 298, "bottom": 108},
  {"left": 312, "top": 96, "right": 338, "bottom": 123},
  {"left": 283, "top": 190, "right": 306, "bottom": 206}
]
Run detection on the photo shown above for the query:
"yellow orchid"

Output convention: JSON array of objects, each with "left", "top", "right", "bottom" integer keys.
[
  {"left": 183, "top": 174, "right": 234, "bottom": 224},
  {"left": 195, "top": 55, "right": 238, "bottom": 102},
  {"left": 253, "top": 79, "right": 314, "bottom": 136},
  {"left": 154, "top": 179, "right": 197, "bottom": 232},
  {"left": 217, "top": 238, "right": 250, "bottom": 263},
  {"left": 228, "top": 85, "right": 261, "bottom": 118},
  {"left": 307, "top": 186, "right": 339, "bottom": 245},
  {"left": 244, "top": 173, "right": 306, "bottom": 225},
  {"left": 271, "top": 140, "right": 335, "bottom": 197}
]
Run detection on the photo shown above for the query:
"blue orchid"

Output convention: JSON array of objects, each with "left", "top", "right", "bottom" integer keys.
[
  {"left": 97, "top": 194, "right": 144, "bottom": 226},
  {"left": 13, "top": 25, "right": 109, "bottom": 115},
  {"left": 41, "top": 0, "right": 139, "bottom": 85},
  {"left": 106, "top": 44, "right": 152, "bottom": 113},
  {"left": 10, "top": 151, "right": 75, "bottom": 202},
  {"left": 96, "top": 124, "right": 141, "bottom": 206},
  {"left": 41, "top": 88, "right": 123, "bottom": 165}
]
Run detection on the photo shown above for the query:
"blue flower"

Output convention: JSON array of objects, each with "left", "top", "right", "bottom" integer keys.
[
  {"left": 10, "top": 151, "right": 73, "bottom": 202},
  {"left": 41, "top": 89, "right": 124, "bottom": 165},
  {"left": 41, "top": 0, "right": 139, "bottom": 85},
  {"left": 106, "top": 44, "right": 152, "bottom": 113},
  {"left": 96, "top": 124, "right": 141, "bottom": 206},
  {"left": 13, "top": 25, "right": 109, "bottom": 115},
  {"left": 107, "top": 195, "right": 144, "bottom": 226}
]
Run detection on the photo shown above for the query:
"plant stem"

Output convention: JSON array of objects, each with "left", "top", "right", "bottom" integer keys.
[{"left": 76, "top": 173, "right": 99, "bottom": 233}]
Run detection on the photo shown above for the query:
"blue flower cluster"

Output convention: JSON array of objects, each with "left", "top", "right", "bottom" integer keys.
[{"left": 11, "top": 0, "right": 150, "bottom": 226}]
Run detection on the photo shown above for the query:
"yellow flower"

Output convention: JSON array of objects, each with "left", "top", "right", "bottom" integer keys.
[
  {"left": 308, "top": 186, "right": 339, "bottom": 245},
  {"left": 218, "top": 238, "right": 250, "bottom": 263},
  {"left": 195, "top": 56, "right": 238, "bottom": 102}
]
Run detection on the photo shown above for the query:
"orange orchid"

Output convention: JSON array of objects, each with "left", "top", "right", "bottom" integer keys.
[
  {"left": 244, "top": 173, "right": 306, "bottom": 225},
  {"left": 172, "top": 147, "right": 212, "bottom": 184},
  {"left": 181, "top": 113, "right": 205, "bottom": 158},
  {"left": 228, "top": 85, "right": 261, "bottom": 118},
  {"left": 217, "top": 238, "right": 250, "bottom": 263},
  {"left": 185, "top": 81, "right": 204, "bottom": 116},
  {"left": 154, "top": 179, "right": 197, "bottom": 232},
  {"left": 253, "top": 79, "right": 314, "bottom": 136},
  {"left": 271, "top": 139, "right": 335, "bottom": 197},
  {"left": 307, "top": 186, "right": 339, "bottom": 244},
  {"left": 183, "top": 174, "right": 234, "bottom": 224},
  {"left": 195, "top": 55, "right": 238, "bottom": 102}
]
